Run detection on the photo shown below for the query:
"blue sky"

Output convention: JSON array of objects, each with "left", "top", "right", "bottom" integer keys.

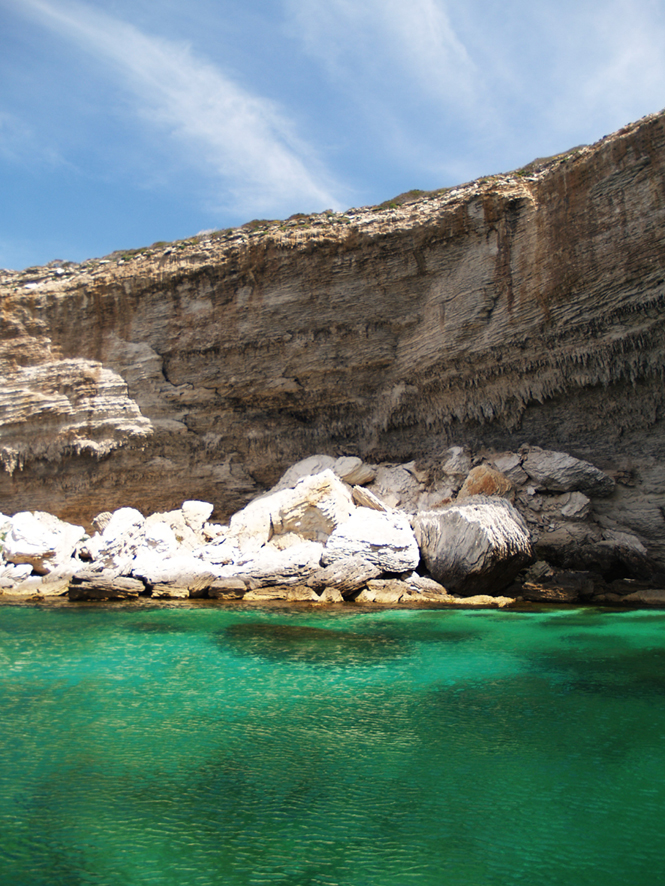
[{"left": 1, "top": 0, "right": 664, "bottom": 269}]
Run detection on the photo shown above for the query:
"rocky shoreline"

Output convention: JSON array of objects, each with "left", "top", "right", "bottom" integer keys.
[{"left": 2, "top": 446, "right": 663, "bottom": 608}]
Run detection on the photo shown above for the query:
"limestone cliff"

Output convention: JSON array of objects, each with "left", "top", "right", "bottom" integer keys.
[{"left": 1, "top": 110, "right": 665, "bottom": 561}]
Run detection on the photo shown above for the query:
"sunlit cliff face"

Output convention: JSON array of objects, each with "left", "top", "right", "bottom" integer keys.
[{"left": 1, "top": 110, "right": 664, "bottom": 561}]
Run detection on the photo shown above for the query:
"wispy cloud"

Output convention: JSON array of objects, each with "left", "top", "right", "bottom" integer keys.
[
  {"left": 8, "top": 0, "right": 343, "bottom": 215},
  {"left": 288, "top": 0, "right": 479, "bottom": 111}
]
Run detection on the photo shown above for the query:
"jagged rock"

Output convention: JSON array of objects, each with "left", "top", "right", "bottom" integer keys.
[
  {"left": 92, "top": 512, "right": 113, "bottom": 532},
  {"left": 0, "top": 358, "right": 152, "bottom": 475},
  {"left": 458, "top": 465, "right": 513, "bottom": 500},
  {"left": 404, "top": 573, "right": 448, "bottom": 595},
  {"left": 144, "top": 509, "right": 202, "bottom": 551},
  {"left": 487, "top": 453, "right": 529, "bottom": 486},
  {"left": 306, "top": 556, "right": 382, "bottom": 597},
  {"left": 219, "top": 540, "right": 324, "bottom": 586},
  {"left": 351, "top": 486, "right": 388, "bottom": 512},
  {"left": 271, "top": 455, "right": 375, "bottom": 492},
  {"left": 316, "top": 587, "right": 344, "bottom": 604},
  {"left": 520, "top": 569, "right": 595, "bottom": 603},
  {"left": 621, "top": 588, "right": 665, "bottom": 606},
  {"left": 321, "top": 508, "right": 420, "bottom": 573},
  {"left": 366, "top": 464, "right": 423, "bottom": 511},
  {"left": 0, "top": 561, "right": 33, "bottom": 583},
  {"left": 333, "top": 457, "right": 376, "bottom": 486},
  {"left": 131, "top": 552, "right": 219, "bottom": 596},
  {"left": 193, "top": 537, "right": 239, "bottom": 566},
  {"left": 442, "top": 447, "right": 472, "bottom": 483},
  {"left": 522, "top": 448, "right": 615, "bottom": 497},
  {"left": 208, "top": 577, "right": 248, "bottom": 599},
  {"left": 535, "top": 524, "right": 654, "bottom": 579},
  {"left": 2, "top": 511, "right": 86, "bottom": 575},
  {"left": 81, "top": 507, "right": 145, "bottom": 572},
  {"left": 413, "top": 497, "right": 533, "bottom": 595},
  {"left": 356, "top": 579, "right": 412, "bottom": 604},
  {"left": 181, "top": 500, "right": 214, "bottom": 532},
  {"left": 229, "top": 470, "right": 354, "bottom": 549},
  {"left": 69, "top": 573, "right": 145, "bottom": 601}
]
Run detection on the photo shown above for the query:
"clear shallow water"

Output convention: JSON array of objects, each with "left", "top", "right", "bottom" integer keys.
[{"left": 1, "top": 604, "right": 665, "bottom": 886}]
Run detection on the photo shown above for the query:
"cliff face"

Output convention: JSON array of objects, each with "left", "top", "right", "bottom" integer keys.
[{"left": 1, "top": 111, "right": 665, "bottom": 559}]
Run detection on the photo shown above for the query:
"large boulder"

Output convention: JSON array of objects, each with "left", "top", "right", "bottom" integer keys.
[
  {"left": 218, "top": 540, "right": 324, "bottom": 587},
  {"left": 272, "top": 455, "right": 376, "bottom": 491},
  {"left": 69, "top": 572, "right": 145, "bottom": 601},
  {"left": 321, "top": 508, "right": 420, "bottom": 573},
  {"left": 228, "top": 470, "right": 354, "bottom": 550},
  {"left": 2, "top": 511, "right": 86, "bottom": 575},
  {"left": 81, "top": 507, "right": 146, "bottom": 573},
  {"left": 535, "top": 524, "right": 654, "bottom": 580},
  {"left": 413, "top": 497, "right": 533, "bottom": 595},
  {"left": 458, "top": 465, "right": 513, "bottom": 500},
  {"left": 131, "top": 551, "right": 220, "bottom": 597},
  {"left": 522, "top": 448, "right": 615, "bottom": 496},
  {"left": 306, "top": 555, "right": 382, "bottom": 598}
]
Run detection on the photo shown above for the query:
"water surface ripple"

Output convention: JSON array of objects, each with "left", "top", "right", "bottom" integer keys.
[{"left": 1, "top": 605, "right": 665, "bottom": 885}]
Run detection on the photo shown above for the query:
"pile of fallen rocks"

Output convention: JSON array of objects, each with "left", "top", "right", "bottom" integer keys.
[{"left": 1, "top": 447, "right": 662, "bottom": 607}]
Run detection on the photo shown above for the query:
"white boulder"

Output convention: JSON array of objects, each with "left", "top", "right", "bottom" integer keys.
[
  {"left": 322, "top": 508, "right": 420, "bottom": 573},
  {"left": 2, "top": 511, "right": 86, "bottom": 575}
]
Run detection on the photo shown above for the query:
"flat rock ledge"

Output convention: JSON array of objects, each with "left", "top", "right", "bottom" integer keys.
[{"left": 1, "top": 446, "right": 663, "bottom": 609}]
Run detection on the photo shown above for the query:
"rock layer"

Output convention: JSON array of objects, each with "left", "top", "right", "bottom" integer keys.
[{"left": 1, "top": 111, "right": 665, "bottom": 565}]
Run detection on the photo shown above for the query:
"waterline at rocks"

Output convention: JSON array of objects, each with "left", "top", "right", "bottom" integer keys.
[{"left": 1, "top": 446, "right": 662, "bottom": 607}]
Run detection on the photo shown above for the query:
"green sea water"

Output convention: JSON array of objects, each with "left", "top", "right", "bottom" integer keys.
[{"left": 1, "top": 603, "right": 665, "bottom": 886}]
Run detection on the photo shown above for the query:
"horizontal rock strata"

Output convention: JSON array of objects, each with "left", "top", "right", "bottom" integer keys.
[{"left": 1, "top": 111, "right": 665, "bottom": 570}]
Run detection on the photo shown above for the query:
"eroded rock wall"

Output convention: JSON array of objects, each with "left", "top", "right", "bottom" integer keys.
[{"left": 1, "top": 110, "right": 665, "bottom": 559}]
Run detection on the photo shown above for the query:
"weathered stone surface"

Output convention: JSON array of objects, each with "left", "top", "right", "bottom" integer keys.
[
  {"left": 243, "top": 584, "right": 320, "bottom": 602},
  {"left": 219, "top": 540, "right": 324, "bottom": 586},
  {"left": 306, "top": 556, "right": 382, "bottom": 597},
  {"left": 181, "top": 500, "right": 214, "bottom": 532},
  {"left": 2, "top": 111, "right": 665, "bottom": 574},
  {"left": 413, "top": 497, "right": 533, "bottom": 595},
  {"left": 0, "top": 358, "right": 152, "bottom": 474},
  {"left": 366, "top": 464, "right": 423, "bottom": 511},
  {"left": 69, "top": 574, "right": 145, "bottom": 600},
  {"left": 316, "top": 587, "right": 344, "bottom": 604},
  {"left": 404, "top": 573, "right": 448, "bottom": 595},
  {"left": 357, "top": 579, "right": 412, "bottom": 604},
  {"left": 2, "top": 511, "right": 86, "bottom": 574},
  {"left": 452, "top": 594, "right": 515, "bottom": 608},
  {"left": 272, "top": 455, "right": 376, "bottom": 492},
  {"left": 487, "top": 453, "right": 528, "bottom": 486},
  {"left": 458, "top": 465, "right": 513, "bottom": 500},
  {"left": 81, "top": 507, "right": 145, "bottom": 572},
  {"left": 131, "top": 552, "right": 219, "bottom": 595},
  {"left": 351, "top": 485, "right": 388, "bottom": 512},
  {"left": 535, "top": 524, "right": 654, "bottom": 579},
  {"left": 321, "top": 508, "right": 420, "bottom": 573},
  {"left": 621, "top": 588, "right": 665, "bottom": 606},
  {"left": 520, "top": 569, "right": 595, "bottom": 603},
  {"left": 208, "top": 577, "right": 248, "bottom": 599},
  {"left": 228, "top": 470, "right": 353, "bottom": 551},
  {"left": 522, "top": 448, "right": 615, "bottom": 497}
]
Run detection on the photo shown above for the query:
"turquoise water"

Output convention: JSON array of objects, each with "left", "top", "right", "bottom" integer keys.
[{"left": 1, "top": 604, "right": 665, "bottom": 886}]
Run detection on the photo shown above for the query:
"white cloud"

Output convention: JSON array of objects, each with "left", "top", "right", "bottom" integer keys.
[
  {"left": 9, "top": 0, "right": 343, "bottom": 215},
  {"left": 288, "top": 0, "right": 479, "bottom": 111}
]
